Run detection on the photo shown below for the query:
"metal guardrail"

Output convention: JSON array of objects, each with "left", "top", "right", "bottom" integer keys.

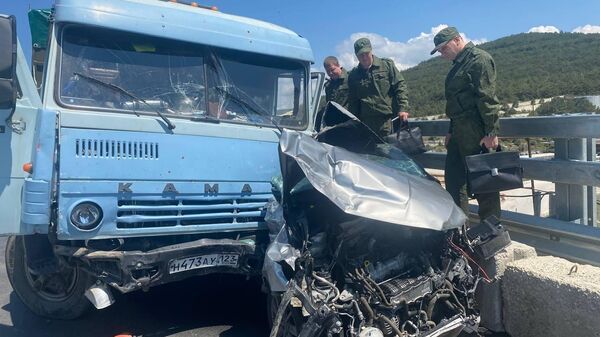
[
  {"left": 412, "top": 115, "right": 600, "bottom": 138},
  {"left": 411, "top": 115, "right": 600, "bottom": 265},
  {"left": 413, "top": 152, "right": 600, "bottom": 187},
  {"left": 468, "top": 206, "right": 600, "bottom": 267},
  {"left": 412, "top": 115, "right": 600, "bottom": 187}
]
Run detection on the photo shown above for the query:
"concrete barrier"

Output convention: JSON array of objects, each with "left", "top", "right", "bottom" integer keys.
[
  {"left": 475, "top": 241, "right": 537, "bottom": 332},
  {"left": 502, "top": 256, "right": 600, "bottom": 337}
]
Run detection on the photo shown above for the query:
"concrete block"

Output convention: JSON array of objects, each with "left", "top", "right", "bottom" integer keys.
[
  {"left": 475, "top": 241, "right": 537, "bottom": 332},
  {"left": 502, "top": 256, "right": 600, "bottom": 337}
]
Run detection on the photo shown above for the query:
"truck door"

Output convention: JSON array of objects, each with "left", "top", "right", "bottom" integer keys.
[
  {"left": 0, "top": 15, "right": 43, "bottom": 235},
  {"left": 310, "top": 71, "right": 325, "bottom": 131}
]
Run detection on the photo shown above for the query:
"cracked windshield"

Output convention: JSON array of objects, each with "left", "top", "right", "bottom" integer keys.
[{"left": 59, "top": 25, "right": 307, "bottom": 128}]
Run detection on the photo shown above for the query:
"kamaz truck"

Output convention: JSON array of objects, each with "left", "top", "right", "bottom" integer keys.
[{"left": 0, "top": 0, "right": 323, "bottom": 319}]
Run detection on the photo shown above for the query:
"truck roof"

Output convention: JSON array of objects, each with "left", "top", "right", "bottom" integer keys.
[{"left": 53, "top": 0, "right": 314, "bottom": 62}]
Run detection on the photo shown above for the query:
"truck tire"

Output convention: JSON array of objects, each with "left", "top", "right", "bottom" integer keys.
[
  {"left": 267, "top": 292, "right": 301, "bottom": 337},
  {"left": 267, "top": 292, "right": 281, "bottom": 328},
  {"left": 5, "top": 236, "right": 93, "bottom": 319}
]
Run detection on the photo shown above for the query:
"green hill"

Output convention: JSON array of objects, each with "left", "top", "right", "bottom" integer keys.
[{"left": 401, "top": 32, "right": 600, "bottom": 117}]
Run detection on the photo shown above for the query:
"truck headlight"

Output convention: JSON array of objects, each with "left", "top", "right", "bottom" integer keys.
[{"left": 70, "top": 202, "right": 103, "bottom": 230}]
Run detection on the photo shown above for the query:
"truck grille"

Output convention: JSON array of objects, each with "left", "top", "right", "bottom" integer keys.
[
  {"left": 75, "top": 139, "right": 159, "bottom": 159},
  {"left": 116, "top": 197, "right": 269, "bottom": 229}
]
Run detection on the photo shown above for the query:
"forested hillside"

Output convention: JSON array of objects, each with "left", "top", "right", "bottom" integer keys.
[{"left": 402, "top": 32, "right": 600, "bottom": 116}]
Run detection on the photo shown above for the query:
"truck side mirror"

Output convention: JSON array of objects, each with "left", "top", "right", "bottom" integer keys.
[{"left": 0, "top": 15, "right": 17, "bottom": 111}]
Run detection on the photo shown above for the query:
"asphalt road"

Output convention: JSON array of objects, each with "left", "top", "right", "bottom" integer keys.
[{"left": 0, "top": 237, "right": 270, "bottom": 337}]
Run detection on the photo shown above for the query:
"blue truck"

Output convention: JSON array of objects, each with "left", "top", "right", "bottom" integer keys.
[{"left": 0, "top": 0, "right": 323, "bottom": 319}]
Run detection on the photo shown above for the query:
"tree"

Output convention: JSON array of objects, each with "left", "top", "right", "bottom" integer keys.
[
  {"left": 535, "top": 97, "right": 599, "bottom": 116},
  {"left": 506, "top": 107, "right": 519, "bottom": 116}
]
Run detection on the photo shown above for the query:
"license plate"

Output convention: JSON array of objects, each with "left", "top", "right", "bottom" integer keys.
[{"left": 168, "top": 254, "right": 239, "bottom": 274}]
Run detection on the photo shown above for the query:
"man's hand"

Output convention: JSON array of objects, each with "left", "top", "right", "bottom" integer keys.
[
  {"left": 480, "top": 135, "right": 499, "bottom": 150},
  {"left": 398, "top": 111, "right": 409, "bottom": 121},
  {"left": 445, "top": 133, "right": 451, "bottom": 148}
]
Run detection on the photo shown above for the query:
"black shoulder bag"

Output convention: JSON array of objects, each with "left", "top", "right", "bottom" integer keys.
[{"left": 384, "top": 119, "right": 427, "bottom": 155}]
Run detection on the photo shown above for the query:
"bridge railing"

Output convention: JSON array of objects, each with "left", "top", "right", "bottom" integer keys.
[{"left": 410, "top": 114, "right": 600, "bottom": 265}]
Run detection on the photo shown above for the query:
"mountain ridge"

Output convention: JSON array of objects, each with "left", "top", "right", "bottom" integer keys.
[{"left": 401, "top": 32, "right": 600, "bottom": 116}]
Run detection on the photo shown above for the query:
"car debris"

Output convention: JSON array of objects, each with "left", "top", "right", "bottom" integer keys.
[{"left": 264, "top": 103, "right": 510, "bottom": 337}]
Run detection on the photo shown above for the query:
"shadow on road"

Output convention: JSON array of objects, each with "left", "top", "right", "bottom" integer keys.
[{"left": 0, "top": 274, "right": 269, "bottom": 337}]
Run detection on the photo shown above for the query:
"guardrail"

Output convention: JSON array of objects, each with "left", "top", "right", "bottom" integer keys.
[{"left": 410, "top": 115, "right": 600, "bottom": 265}]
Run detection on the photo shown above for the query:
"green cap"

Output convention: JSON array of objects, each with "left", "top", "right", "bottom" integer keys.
[
  {"left": 354, "top": 38, "right": 372, "bottom": 55},
  {"left": 430, "top": 26, "right": 459, "bottom": 55}
]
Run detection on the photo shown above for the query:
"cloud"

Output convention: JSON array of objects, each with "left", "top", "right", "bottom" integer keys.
[
  {"left": 527, "top": 25, "right": 560, "bottom": 33},
  {"left": 334, "top": 25, "right": 487, "bottom": 71},
  {"left": 572, "top": 25, "right": 600, "bottom": 34}
]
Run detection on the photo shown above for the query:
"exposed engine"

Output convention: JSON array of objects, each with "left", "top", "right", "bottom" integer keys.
[
  {"left": 267, "top": 106, "right": 508, "bottom": 337},
  {"left": 270, "top": 214, "right": 485, "bottom": 337}
]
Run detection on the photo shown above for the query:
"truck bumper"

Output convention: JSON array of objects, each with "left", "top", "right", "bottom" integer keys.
[{"left": 54, "top": 238, "right": 262, "bottom": 293}]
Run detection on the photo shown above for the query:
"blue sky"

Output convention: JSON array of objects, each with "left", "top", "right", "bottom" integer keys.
[{"left": 3, "top": 0, "right": 600, "bottom": 71}]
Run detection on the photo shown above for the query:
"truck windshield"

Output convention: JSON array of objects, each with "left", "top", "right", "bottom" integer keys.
[{"left": 58, "top": 25, "right": 308, "bottom": 129}]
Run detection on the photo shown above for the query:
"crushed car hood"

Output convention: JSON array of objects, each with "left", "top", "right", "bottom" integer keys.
[
  {"left": 279, "top": 130, "right": 466, "bottom": 231},
  {"left": 278, "top": 102, "right": 466, "bottom": 231}
]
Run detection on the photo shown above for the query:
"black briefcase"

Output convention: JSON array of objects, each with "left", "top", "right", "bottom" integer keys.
[
  {"left": 465, "top": 145, "right": 523, "bottom": 195},
  {"left": 384, "top": 119, "right": 427, "bottom": 155}
]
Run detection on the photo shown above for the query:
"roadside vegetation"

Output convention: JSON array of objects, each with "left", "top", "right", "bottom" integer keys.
[{"left": 530, "top": 97, "right": 600, "bottom": 116}]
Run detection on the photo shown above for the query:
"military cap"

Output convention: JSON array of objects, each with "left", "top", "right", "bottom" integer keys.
[
  {"left": 354, "top": 38, "right": 372, "bottom": 55},
  {"left": 430, "top": 26, "right": 459, "bottom": 55}
]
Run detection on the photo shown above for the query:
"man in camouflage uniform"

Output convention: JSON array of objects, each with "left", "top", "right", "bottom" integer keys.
[
  {"left": 348, "top": 38, "right": 409, "bottom": 137},
  {"left": 323, "top": 56, "right": 349, "bottom": 108},
  {"left": 431, "top": 26, "right": 501, "bottom": 221},
  {"left": 314, "top": 56, "right": 350, "bottom": 132}
]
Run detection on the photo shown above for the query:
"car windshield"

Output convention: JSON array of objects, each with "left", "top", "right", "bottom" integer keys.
[{"left": 58, "top": 25, "right": 308, "bottom": 129}]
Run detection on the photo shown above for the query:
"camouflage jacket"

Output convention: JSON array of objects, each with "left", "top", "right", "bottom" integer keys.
[
  {"left": 348, "top": 56, "right": 409, "bottom": 123},
  {"left": 445, "top": 42, "right": 500, "bottom": 139},
  {"left": 324, "top": 68, "right": 349, "bottom": 109}
]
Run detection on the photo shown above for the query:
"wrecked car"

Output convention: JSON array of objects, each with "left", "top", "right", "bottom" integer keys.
[{"left": 263, "top": 103, "right": 509, "bottom": 337}]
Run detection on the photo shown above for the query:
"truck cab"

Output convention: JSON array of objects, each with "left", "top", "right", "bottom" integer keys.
[{"left": 0, "top": 0, "right": 323, "bottom": 319}]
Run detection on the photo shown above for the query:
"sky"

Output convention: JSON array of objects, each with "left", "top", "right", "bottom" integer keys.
[{"left": 3, "top": 0, "right": 600, "bottom": 73}]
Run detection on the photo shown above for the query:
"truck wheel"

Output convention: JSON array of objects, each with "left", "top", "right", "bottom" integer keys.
[
  {"left": 267, "top": 292, "right": 281, "bottom": 328},
  {"left": 5, "top": 236, "right": 93, "bottom": 319},
  {"left": 267, "top": 292, "right": 301, "bottom": 337}
]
